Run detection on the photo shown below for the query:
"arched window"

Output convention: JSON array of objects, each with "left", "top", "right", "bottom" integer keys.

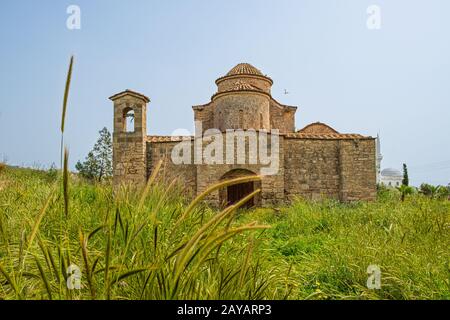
[
  {"left": 239, "top": 110, "right": 244, "bottom": 128},
  {"left": 123, "top": 107, "right": 135, "bottom": 133}
]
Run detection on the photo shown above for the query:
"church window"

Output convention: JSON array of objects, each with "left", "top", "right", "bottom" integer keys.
[
  {"left": 239, "top": 110, "right": 244, "bottom": 128},
  {"left": 123, "top": 107, "right": 135, "bottom": 133}
]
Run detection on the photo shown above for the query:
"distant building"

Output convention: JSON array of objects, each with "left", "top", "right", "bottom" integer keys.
[
  {"left": 376, "top": 135, "right": 403, "bottom": 188},
  {"left": 380, "top": 168, "right": 403, "bottom": 187}
]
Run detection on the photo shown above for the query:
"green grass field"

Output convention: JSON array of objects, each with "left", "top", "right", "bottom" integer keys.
[{"left": 0, "top": 166, "right": 449, "bottom": 300}]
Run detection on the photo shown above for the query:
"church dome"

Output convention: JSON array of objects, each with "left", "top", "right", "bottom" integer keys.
[
  {"left": 215, "top": 63, "right": 273, "bottom": 94},
  {"left": 226, "top": 63, "right": 264, "bottom": 76},
  {"left": 381, "top": 168, "right": 402, "bottom": 177}
]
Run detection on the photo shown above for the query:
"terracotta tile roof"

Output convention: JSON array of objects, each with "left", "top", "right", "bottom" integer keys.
[
  {"left": 216, "top": 63, "right": 273, "bottom": 85},
  {"left": 109, "top": 89, "right": 150, "bottom": 103},
  {"left": 226, "top": 63, "right": 263, "bottom": 76},
  {"left": 297, "top": 122, "right": 339, "bottom": 134},
  {"left": 211, "top": 80, "right": 269, "bottom": 100},
  {"left": 147, "top": 132, "right": 371, "bottom": 142},
  {"left": 285, "top": 133, "right": 371, "bottom": 140},
  {"left": 147, "top": 136, "right": 192, "bottom": 143}
]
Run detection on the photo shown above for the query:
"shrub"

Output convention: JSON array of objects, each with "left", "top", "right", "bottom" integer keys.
[{"left": 45, "top": 163, "right": 58, "bottom": 182}]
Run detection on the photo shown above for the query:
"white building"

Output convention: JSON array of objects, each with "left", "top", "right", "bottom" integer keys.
[
  {"left": 376, "top": 135, "right": 403, "bottom": 187},
  {"left": 380, "top": 168, "right": 403, "bottom": 187}
]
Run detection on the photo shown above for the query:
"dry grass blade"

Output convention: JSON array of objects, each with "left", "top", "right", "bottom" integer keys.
[
  {"left": 110, "top": 266, "right": 158, "bottom": 287},
  {"left": 46, "top": 245, "right": 61, "bottom": 284},
  {"left": 174, "top": 189, "right": 262, "bottom": 281},
  {"left": 138, "top": 159, "right": 163, "bottom": 210},
  {"left": 239, "top": 239, "right": 254, "bottom": 287},
  {"left": 34, "top": 255, "right": 52, "bottom": 300},
  {"left": 27, "top": 189, "right": 55, "bottom": 252},
  {"left": 188, "top": 224, "right": 270, "bottom": 279},
  {"left": 104, "top": 228, "right": 112, "bottom": 299},
  {"left": 79, "top": 230, "right": 95, "bottom": 299},
  {"left": 175, "top": 175, "right": 261, "bottom": 227},
  {"left": 87, "top": 225, "right": 105, "bottom": 241},
  {"left": 0, "top": 263, "right": 20, "bottom": 298},
  {"left": 63, "top": 148, "right": 69, "bottom": 218},
  {"left": 61, "top": 55, "right": 73, "bottom": 134}
]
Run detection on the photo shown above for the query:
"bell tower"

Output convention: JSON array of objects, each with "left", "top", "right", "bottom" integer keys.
[{"left": 109, "top": 89, "right": 150, "bottom": 187}]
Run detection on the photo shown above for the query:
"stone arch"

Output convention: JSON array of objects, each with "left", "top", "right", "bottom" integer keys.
[
  {"left": 122, "top": 106, "right": 135, "bottom": 133},
  {"left": 219, "top": 168, "right": 261, "bottom": 208}
]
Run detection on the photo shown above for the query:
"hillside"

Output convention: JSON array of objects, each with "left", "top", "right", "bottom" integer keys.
[{"left": 0, "top": 166, "right": 449, "bottom": 300}]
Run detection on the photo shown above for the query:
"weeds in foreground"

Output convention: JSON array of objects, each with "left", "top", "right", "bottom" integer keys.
[
  {"left": 0, "top": 162, "right": 286, "bottom": 299},
  {"left": 1, "top": 166, "right": 449, "bottom": 300}
]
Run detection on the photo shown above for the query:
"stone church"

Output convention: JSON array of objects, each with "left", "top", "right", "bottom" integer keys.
[{"left": 109, "top": 63, "right": 376, "bottom": 207}]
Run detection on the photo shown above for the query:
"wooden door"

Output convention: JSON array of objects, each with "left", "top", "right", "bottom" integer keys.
[{"left": 227, "top": 182, "right": 254, "bottom": 208}]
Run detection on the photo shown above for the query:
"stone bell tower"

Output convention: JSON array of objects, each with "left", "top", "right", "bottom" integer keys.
[{"left": 109, "top": 89, "right": 150, "bottom": 187}]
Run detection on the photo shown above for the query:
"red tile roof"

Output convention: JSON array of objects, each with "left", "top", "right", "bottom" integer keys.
[
  {"left": 147, "top": 136, "right": 192, "bottom": 143},
  {"left": 226, "top": 63, "right": 263, "bottom": 76},
  {"left": 146, "top": 132, "right": 372, "bottom": 143},
  {"left": 109, "top": 89, "right": 150, "bottom": 103},
  {"left": 286, "top": 133, "right": 371, "bottom": 140}
]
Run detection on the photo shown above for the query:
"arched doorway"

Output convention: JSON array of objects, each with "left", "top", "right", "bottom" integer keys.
[{"left": 219, "top": 169, "right": 260, "bottom": 208}]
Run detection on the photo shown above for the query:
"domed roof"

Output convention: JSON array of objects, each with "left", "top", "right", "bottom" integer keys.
[
  {"left": 381, "top": 168, "right": 402, "bottom": 177},
  {"left": 297, "top": 122, "right": 339, "bottom": 134},
  {"left": 226, "top": 63, "right": 264, "bottom": 76}
]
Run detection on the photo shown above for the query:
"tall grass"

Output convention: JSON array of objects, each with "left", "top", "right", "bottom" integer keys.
[
  {"left": 1, "top": 167, "right": 449, "bottom": 299},
  {"left": 60, "top": 56, "right": 73, "bottom": 169},
  {"left": 0, "top": 166, "right": 283, "bottom": 299}
]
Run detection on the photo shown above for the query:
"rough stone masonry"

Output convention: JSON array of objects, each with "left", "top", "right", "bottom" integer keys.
[{"left": 109, "top": 63, "right": 376, "bottom": 207}]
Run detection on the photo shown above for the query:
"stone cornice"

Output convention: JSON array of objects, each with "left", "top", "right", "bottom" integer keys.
[{"left": 215, "top": 73, "right": 273, "bottom": 86}]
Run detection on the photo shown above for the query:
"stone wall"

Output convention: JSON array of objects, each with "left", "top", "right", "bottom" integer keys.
[
  {"left": 284, "top": 138, "right": 341, "bottom": 201},
  {"left": 146, "top": 132, "right": 285, "bottom": 207},
  {"left": 193, "top": 102, "right": 215, "bottom": 133},
  {"left": 213, "top": 92, "right": 270, "bottom": 131},
  {"left": 144, "top": 135, "right": 376, "bottom": 206},
  {"left": 146, "top": 140, "right": 197, "bottom": 197},
  {"left": 195, "top": 132, "right": 285, "bottom": 207},
  {"left": 338, "top": 139, "right": 377, "bottom": 201},
  {"left": 270, "top": 100, "right": 296, "bottom": 133},
  {"left": 284, "top": 137, "right": 376, "bottom": 202}
]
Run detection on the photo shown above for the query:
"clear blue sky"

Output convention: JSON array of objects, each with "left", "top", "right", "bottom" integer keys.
[{"left": 1, "top": 0, "right": 449, "bottom": 186}]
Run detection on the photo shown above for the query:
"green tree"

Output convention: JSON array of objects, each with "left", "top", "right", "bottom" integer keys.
[
  {"left": 419, "top": 183, "right": 436, "bottom": 197},
  {"left": 419, "top": 183, "right": 449, "bottom": 199},
  {"left": 402, "top": 163, "right": 409, "bottom": 186},
  {"left": 76, "top": 127, "right": 112, "bottom": 181},
  {"left": 397, "top": 185, "right": 414, "bottom": 202}
]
